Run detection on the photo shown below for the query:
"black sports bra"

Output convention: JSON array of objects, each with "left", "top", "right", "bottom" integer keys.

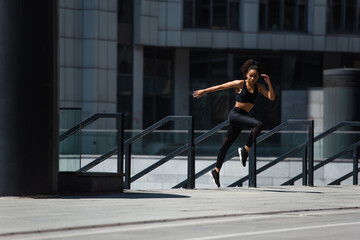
[{"left": 236, "top": 81, "right": 258, "bottom": 104}]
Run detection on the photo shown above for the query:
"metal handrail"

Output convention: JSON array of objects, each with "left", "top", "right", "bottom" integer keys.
[
  {"left": 175, "top": 119, "right": 313, "bottom": 188},
  {"left": 229, "top": 120, "right": 314, "bottom": 187},
  {"left": 59, "top": 113, "right": 124, "bottom": 174},
  {"left": 283, "top": 121, "right": 360, "bottom": 186},
  {"left": 329, "top": 142, "right": 360, "bottom": 185},
  {"left": 124, "top": 116, "right": 194, "bottom": 189},
  {"left": 172, "top": 120, "right": 230, "bottom": 188}
]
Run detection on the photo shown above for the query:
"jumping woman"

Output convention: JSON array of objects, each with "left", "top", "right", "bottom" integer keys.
[{"left": 193, "top": 59, "right": 275, "bottom": 187}]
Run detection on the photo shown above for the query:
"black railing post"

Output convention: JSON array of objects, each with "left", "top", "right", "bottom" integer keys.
[
  {"left": 353, "top": 146, "right": 359, "bottom": 185},
  {"left": 117, "top": 113, "right": 124, "bottom": 174},
  {"left": 302, "top": 146, "right": 307, "bottom": 185},
  {"left": 308, "top": 120, "right": 314, "bottom": 186},
  {"left": 187, "top": 116, "right": 195, "bottom": 189},
  {"left": 249, "top": 141, "right": 257, "bottom": 187},
  {"left": 124, "top": 143, "right": 131, "bottom": 189}
]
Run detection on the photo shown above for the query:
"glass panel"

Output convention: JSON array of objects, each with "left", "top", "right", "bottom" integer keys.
[
  {"left": 59, "top": 108, "right": 81, "bottom": 171},
  {"left": 118, "top": 75, "right": 133, "bottom": 129},
  {"left": 183, "top": 0, "right": 194, "bottom": 28},
  {"left": 268, "top": 0, "right": 281, "bottom": 30},
  {"left": 143, "top": 47, "right": 174, "bottom": 129},
  {"left": 212, "top": 0, "right": 227, "bottom": 29},
  {"left": 298, "top": 3, "right": 307, "bottom": 32},
  {"left": 118, "top": 45, "right": 133, "bottom": 74},
  {"left": 118, "top": 0, "right": 133, "bottom": 24},
  {"left": 330, "top": 0, "right": 342, "bottom": 32},
  {"left": 345, "top": 0, "right": 356, "bottom": 32},
  {"left": 195, "top": 0, "right": 210, "bottom": 28},
  {"left": 229, "top": 2, "right": 240, "bottom": 30},
  {"left": 259, "top": 1, "right": 267, "bottom": 30},
  {"left": 284, "top": 0, "right": 295, "bottom": 30}
]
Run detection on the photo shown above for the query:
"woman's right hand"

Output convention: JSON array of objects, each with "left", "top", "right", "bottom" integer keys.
[{"left": 193, "top": 90, "right": 205, "bottom": 99}]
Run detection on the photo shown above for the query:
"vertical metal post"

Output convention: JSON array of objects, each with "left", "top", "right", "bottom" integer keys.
[
  {"left": 353, "top": 146, "right": 359, "bottom": 185},
  {"left": 117, "top": 113, "right": 124, "bottom": 174},
  {"left": 302, "top": 146, "right": 308, "bottom": 186},
  {"left": 249, "top": 141, "right": 257, "bottom": 187},
  {"left": 187, "top": 117, "right": 195, "bottom": 189},
  {"left": 308, "top": 120, "right": 314, "bottom": 186},
  {"left": 124, "top": 144, "right": 132, "bottom": 189}
]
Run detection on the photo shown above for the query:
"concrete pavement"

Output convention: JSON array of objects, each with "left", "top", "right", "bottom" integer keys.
[{"left": 1, "top": 186, "right": 360, "bottom": 239}]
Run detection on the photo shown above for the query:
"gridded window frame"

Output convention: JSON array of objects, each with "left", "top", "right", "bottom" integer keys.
[
  {"left": 183, "top": 0, "right": 241, "bottom": 30},
  {"left": 259, "top": 0, "right": 308, "bottom": 32},
  {"left": 327, "top": 0, "right": 360, "bottom": 34}
]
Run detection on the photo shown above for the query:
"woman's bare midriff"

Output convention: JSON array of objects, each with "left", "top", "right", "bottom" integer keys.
[{"left": 235, "top": 102, "right": 254, "bottom": 112}]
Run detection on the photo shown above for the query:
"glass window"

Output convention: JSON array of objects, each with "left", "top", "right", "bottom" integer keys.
[
  {"left": 195, "top": 0, "right": 210, "bottom": 28},
  {"left": 284, "top": 0, "right": 295, "bottom": 31},
  {"left": 118, "top": 45, "right": 133, "bottom": 74},
  {"left": 118, "top": 0, "right": 133, "bottom": 24},
  {"left": 143, "top": 47, "right": 174, "bottom": 128},
  {"left": 327, "top": 0, "right": 360, "bottom": 33},
  {"left": 184, "top": 0, "right": 194, "bottom": 28},
  {"left": 117, "top": 45, "right": 133, "bottom": 129},
  {"left": 184, "top": 0, "right": 240, "bottom": 30},
  {"left": 259, "top": 0, "right": 308, "bottom": 32},
  {"left": 229, "top": 1, "right": 240, "bottom": 29},
  {"left": 212, "top": 0, "right": 227, "bottom": 29},
  {"left": 268, "top": 0, "right": 281, "bottom": 30}
]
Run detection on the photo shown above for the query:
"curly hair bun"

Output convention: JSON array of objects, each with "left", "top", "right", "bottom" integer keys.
[{"left": 241, "top": 59, "right": 262, "bottom": 78}]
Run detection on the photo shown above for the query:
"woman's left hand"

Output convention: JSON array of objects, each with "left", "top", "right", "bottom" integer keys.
[{"left": 261, "top": 74, "right": 271, "bottom": 85}]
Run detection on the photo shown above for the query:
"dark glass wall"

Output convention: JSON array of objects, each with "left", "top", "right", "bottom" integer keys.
[
  {"left": 118, "top": 0, "right": 134, "bottom": 129},
  {"left": 190, "top": 49, "right": 325, "bottom": 130},
  {"left": 143, "top": 47, "right": 174, "bottom": 128}
]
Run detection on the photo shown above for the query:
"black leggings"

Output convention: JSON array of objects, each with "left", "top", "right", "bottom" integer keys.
[{"left": 216, "top": 107, "right": 263, "bottom": 170}]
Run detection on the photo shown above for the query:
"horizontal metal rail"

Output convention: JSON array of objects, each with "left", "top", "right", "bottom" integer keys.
[{"left": 59, "top": 113, "right": 122, "bottom": 142}]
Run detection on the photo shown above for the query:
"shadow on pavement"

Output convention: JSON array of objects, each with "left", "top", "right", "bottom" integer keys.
[{"left": 60, "top": 191, "right": 191, "bottom": 199}]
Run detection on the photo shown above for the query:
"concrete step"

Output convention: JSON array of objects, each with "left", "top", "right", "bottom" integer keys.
[{"left": 58, "top": 172, "right": 124, "bottom": 195}]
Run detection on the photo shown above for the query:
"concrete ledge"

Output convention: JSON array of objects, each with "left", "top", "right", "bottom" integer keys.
[{"left": 58, "top": 172, "right": 124, "bottom": 195}]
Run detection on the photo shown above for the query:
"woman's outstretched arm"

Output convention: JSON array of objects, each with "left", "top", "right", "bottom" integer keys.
[{"left": 193, "top": 80, "right": 242, "bottom": 99}]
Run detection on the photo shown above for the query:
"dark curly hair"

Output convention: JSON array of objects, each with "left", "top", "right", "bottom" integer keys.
[{"left": 241, "top": 59, "right": 262, "bottom": 79}]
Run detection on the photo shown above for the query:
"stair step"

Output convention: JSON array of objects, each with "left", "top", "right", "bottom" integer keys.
[{"left": 59, "top": 172, "right": 124, "bottom": 195}]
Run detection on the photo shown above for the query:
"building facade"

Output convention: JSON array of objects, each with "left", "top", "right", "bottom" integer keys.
[{"left": 60, "top": 0, "right": 360, "bottom": 132}]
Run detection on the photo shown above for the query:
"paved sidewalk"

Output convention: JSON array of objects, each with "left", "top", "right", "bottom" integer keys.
[{"left": 1, "top": 186, "right": 360, "bottom": 239}]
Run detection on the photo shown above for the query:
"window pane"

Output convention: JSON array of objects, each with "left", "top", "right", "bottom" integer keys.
[
  {"left": 190, "top": 51, "right": 210, "bottom": 79},
  {"left": 210, "top": 52, "right": 227, "bottom": 79},
  {"left": 298, "top": 3, "right": 307, "bottom": 32},
  {"left": 118, "top": 45, "right": 133, "bottom": 74},
  {"left": 268, "top": 0, "right": 281, "bottom": 30},
  {"left": 212, "top": 0, "right": 227, "bottom": 29},
  {"left": 117, "top": 76, "right": 133, "bottom": 128},
  {"left": 345, "top": 0, "right": 356, "bottom": 32},
  {"left": 259, "top": 1, "right": 267, "bottom": 30},
  {"left": 229, "top": 2, "right": 239, "bottom": 29},
  {"left": 284, "top": 0, "right": 295, "bottom": 30},
  {"left": 118, "top": 0, "right": 133, "bottom": 24},
  {"left": 330, "top": 0, "right": 342, "bottom": 32},
  {"left": 183, "top": 0, "right": 194, "bottom": 28},
  {"left": 195, "top": 0, "right": 210, "bottom": 27}
]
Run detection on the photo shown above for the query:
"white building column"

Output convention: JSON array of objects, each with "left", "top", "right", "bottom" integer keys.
[{"left": 132, "top": 45, "right": 144, "bottom": 129}]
